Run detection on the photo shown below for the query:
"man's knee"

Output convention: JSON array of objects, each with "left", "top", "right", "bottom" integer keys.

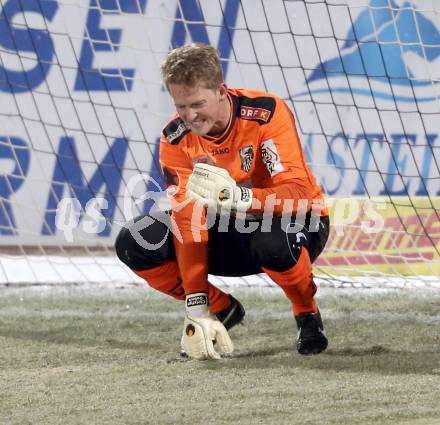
[
  {"left": 249, "top": 217, "right": 315, "bottom": 272},
  {"left": 250, "top": 232, "right": 301, "bottom": 272},
  {"left": 114, "top": 215, "right": 174, "bottom": 270},
  {"left": 308, "top": 216, "right": 330, "bottom": 263},
  {"left": 114, "top": 225, "right": 133, "bottom": 266}
]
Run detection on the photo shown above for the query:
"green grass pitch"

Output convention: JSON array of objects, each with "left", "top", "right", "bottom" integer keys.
[{"left": 1, "top": 284, "right": 440, "bottom": 425}]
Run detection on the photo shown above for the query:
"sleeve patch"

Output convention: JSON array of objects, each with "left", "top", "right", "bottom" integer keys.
[
  {"left": 240, "top": 106, "right": 271, "bottom": 122},
  {"left": 261, "top": 139, "right": 284, "bottom": 177},
  {"left": 237, "top": 95, "right": 276, "bottom": 125},
  {"left": 162, "top": 118, "right": 190, "bottom": 145}
]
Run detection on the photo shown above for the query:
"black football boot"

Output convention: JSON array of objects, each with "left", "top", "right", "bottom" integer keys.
[
  {"left": 295, "top": 310, "right": 328, "bottom": 355},
  {"left": 215, "top": 295, "right": 245, "bottom": 330}
]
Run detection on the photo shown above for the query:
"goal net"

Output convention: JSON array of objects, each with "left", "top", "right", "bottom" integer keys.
[{"left": 0, "top": 0, "right": 439, "bottom": 288}]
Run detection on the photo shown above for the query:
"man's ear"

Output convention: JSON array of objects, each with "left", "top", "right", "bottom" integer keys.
[{"left": 218, "top": 83, "right": 228, "bottom": 100}]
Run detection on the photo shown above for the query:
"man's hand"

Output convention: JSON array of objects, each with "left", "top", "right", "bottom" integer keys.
[
  {"left": 181, "top": 292, "right": 234, "bottom": 360},
  {"left": 186, "top": 163, "right": 252, "bottom": 212}
]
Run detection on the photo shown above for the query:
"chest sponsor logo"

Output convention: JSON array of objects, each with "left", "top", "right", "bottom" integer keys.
[
  {"left": 211, "top": 147, "right": 230, "bottom": 156},
  {"left": 240, "top": 106, "right": 271, "bottom": 122},
  {"left": 239, "top": 145, "right": 254, "bottom": 172},
  {"left": 261, "top": 139, "right": 284, "bottom": 176}
]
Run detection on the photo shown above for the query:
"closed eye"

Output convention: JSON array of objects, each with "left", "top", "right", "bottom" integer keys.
[
  {"left": 175, "top": 101, "right": 205, "bottom": 109},
  {"left": 190, "top": 101, "right": 205, "bottom": 108}
]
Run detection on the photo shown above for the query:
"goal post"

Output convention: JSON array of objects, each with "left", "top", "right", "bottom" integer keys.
[{"left": 0, "top": 0, "right": 439, "bottom": 287}]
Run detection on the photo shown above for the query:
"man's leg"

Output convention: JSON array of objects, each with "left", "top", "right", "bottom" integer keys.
[
  {"left": 114, "top": 214, "right": 232, "bottom": 314},
  {"left": 248, "top": 216, "right": 329, "bottom": 354},
  {"left": 263, "top": 248, "right": 318, "bottom": 315},
  {"left": 247, "top": 217, "right": 319, "bottom": 315}
]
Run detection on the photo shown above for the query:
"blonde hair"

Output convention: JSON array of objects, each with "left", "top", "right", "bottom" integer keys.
[{"left": 161, "top": 43, "right": 224, "bottom": 90}]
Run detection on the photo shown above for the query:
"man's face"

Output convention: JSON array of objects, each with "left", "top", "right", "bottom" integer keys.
[{"left": 168, "top": 82, "right": 229, "bottom": 136}]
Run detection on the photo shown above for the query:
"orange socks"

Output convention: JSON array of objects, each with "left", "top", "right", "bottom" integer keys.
[
  {"left": 133, "top": 261, "right": 231, "bottom": 313},
  {"left": 263, "top": 248, "right": 318, "bottom": 316},
  {"left": 133, "top": 261, "right": 185, "bottom": 300},
  {"left": 134, "top": 249, "right": 318, "bottom": 317}
]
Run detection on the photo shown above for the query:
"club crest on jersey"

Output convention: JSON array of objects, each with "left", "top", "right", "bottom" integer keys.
[
  {"left": 261, "top": 139, "right": 284, "bottom": 176},
  {"left": 239, "top": 145, "right": 254, "bottom": 172},
  {"left": 240, "top": 106, "right": 271, "bottom": 122}
]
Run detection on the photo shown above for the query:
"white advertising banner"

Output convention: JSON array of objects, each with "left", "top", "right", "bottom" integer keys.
[{"left": 0, "top": 0, "right": 439, "bottom": 246}]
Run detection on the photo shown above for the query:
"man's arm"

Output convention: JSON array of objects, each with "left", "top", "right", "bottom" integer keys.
[
  {"left": 161, "top": 136, "right": 234, "bottom": 360},
  {"left": 159, "top": 135, "right": 211, "bottom": 295},
  {"left": 181, "top": 292, "right": 233, "bottom": 360},
  {"left": 186, "top": 98, "right": 327, "bottom": 217},
  {"left": 252, "top": 97, "right": 326, "bottom": 215}
]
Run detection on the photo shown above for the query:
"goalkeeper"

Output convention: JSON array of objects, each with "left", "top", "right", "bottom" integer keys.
[{"left": 115, "top": 43, "right": 330, "bottom": 360}]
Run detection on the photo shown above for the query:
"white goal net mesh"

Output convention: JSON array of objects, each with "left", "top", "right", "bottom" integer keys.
[{"left": 0, "top": 0, "right": 439, "bottom": 288}]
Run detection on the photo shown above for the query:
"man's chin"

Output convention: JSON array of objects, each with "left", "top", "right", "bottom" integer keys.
[{"left": 189, "top": 126, "right": 210, "bottom": 136}]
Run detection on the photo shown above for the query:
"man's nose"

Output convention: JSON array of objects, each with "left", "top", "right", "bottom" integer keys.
[{"left": 185, "top": 108, "right": 197, "bottom": 122}]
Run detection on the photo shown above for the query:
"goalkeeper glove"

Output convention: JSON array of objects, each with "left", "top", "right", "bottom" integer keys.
[
  {"left": 181, "top": 292, "right": 234, "bottom": 360},
  {"left": 186, "top": 163, "right": 253, "bottom": 212}
]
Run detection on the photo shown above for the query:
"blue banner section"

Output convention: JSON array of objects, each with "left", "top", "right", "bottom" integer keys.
[
  {"left": 41, "top": 136, "right": 128, "bottom": 237},
  {"left": 74, "top": 0, "right": 148, "bottom": 91},
  {"left": 306, "top": 133, "right": 440, "bottom": 197},
  {"left": 0, "top": 0, "right": 58, "bottom": 93},
  {"left": 171, "top": 0, "right": 240, "bottom": 77},
  {"left": 0, "top": 137, "right": 30, "bottom": 234},
  {"left": 305, "top": 0, "right": 440, "bottom": 102}
]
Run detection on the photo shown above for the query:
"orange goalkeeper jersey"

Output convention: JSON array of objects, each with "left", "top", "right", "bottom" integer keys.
[{"left": 159, "top": 87, "right": 327, "bottom": 295}]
